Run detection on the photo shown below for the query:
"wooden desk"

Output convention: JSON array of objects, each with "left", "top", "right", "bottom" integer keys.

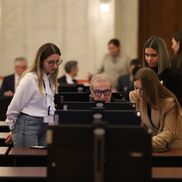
[
  {"left": 8, "top": 147, "right": 47, "bottom": 166},
  {"left": 152, "top": 148, "right": 182, "bottom": 167},
  {"left": 0, "top": 147, "right": 9, "bottom": 155},
  {"left": 9, "top": 147, "right": 47, "bottom": 156},
  {"left": 7, "top": 147, "right": 182, "bottom": 167},
  {"left": 0, "top": 166, "right": 181, "bottom": 182},
  {"left": 0, "top": 132, "right": 8, "bottom": 139},
  {"left": 152, "top": 167, "right": 182, "bottom": 181},
  {"left": 0, "top": 167, "right": 46, "bottom": 182}
]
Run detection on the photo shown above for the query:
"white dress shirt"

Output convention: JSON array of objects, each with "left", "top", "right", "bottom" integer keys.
[
  {"left": 5, "top": 72, "right": 55, "bottom": 130},
  {"left": 65, "top": 74, "right": 74, "bottom": 84}
]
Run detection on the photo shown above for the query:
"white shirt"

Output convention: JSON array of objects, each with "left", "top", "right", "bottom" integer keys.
[
  {"left": 5, "top": 72, "right": 55, "bottom": 130},
  {"left": 65, "top": 74, "right": 74, "bottom": 84}
]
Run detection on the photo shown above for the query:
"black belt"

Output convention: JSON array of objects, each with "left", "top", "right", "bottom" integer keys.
[{"left": 20, "top": 112, "right": 43, "bottom": 119}]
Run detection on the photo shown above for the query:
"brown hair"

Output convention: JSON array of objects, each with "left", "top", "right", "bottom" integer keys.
[
  {"left": 134, "top": 67, "right": 182, "bottom": 131},
  {"left": 21, "top": 43, "right": 61, "bottom": 94},
  {"left": 143, "top": 36, "right": 171, "bottom": 74},
  {"left": 108, "top": 38, "right": 120, "bottom": 47},
  {"left": 173, "top": 30, "right": 182, "bottom": 54}
]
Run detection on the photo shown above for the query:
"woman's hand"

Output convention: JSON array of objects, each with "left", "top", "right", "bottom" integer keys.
[{"left": 5, "top": 131, "right": 13, "bottom": 144}]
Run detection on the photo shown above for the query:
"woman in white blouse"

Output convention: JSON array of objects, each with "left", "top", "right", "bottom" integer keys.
[{"left": 5, "top": 43, "right": 62, "bottom": 147}]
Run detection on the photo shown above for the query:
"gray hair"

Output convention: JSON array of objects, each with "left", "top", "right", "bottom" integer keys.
[
  {"left": 90, "top": 73, "right": 112, "bottom": 88},
  {"left": 14, "top": 57, "right": 28, "bottom": 65},
  {"left": 64, "top": 60, "right": 78, "bottom": 73}
]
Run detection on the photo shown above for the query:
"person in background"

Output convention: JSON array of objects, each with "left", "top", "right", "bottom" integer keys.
[
  {"left": 97, "top": 38, "right": 130, "bottom": 88},
  {"left": 117, "top": 58, "right": 142, "bottom": 92},
  {"left": 0, "top": 57, "right": 28, "bottom": 96},
  {"left": 90, "top": 74, "right": 112, "bottom": 102},
  {"left": 5, "top": 43, "right": 62, "bottom": 147},
  {"left": 58, "top": 60, "right": 78, "bottom": 85},
  {"left": 143, "top": 36, "right": 182, "bottom": 105},
  {"left": 171, "top": 30, "right": 182, "bottom": 72},
  {"left": 130, "top": 67, "right": 182, "bottom": 150}
]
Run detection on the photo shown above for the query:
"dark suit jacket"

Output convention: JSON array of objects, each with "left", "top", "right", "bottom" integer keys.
[
  {"left": 116, "top": 74, "right": 134, "bottom": 100},
  {"left": 171, "top": 52, "right": 182, "bottom": 72},
  {"left": 117, "top": 74, "right": 133, "bottom": 92},
  {"left": 0, "top": 74, "right": 15, "bottom": 96},
  {"left": 58, "top": 75, "right": 77, "bottom": 85},
  {"left": 158, "top": 67, "right": 182, "bottom": 106}
]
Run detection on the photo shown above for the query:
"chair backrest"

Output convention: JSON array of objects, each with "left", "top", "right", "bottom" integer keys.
[
  {"left": 47, "top": 125, "right": 151, "bottom": 182},
  {"left": 59, "top": 101, "right": 136, "bottom": 110},
  {"left": 0, "top": 96, "right": 12, "bottom": 121},
  {"left": 58, "top": 84, "right": 90, "bottom": 93},
  {"left": 55, "top": 109, "right": 141, "bottom": 126},
  {"left": 54, "top": 93, "right": 90, "bottom": 106}
]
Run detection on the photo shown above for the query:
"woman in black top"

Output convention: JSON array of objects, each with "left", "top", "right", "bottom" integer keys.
[
  {"left": 171, "top": 30, "right": 182, "bottom": 72},
  {"left": 143, "top": 36, "right": 182, "bottom": 105}
]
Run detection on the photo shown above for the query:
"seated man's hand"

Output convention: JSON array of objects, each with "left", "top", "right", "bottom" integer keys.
[{"left": 4, "top": 90, "right": 14, "bottom": 97}]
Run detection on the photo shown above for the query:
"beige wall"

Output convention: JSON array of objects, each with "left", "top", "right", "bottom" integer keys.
[
  {"left": 115, "top": 0, "right": 139, "bottom": 59},
  {"left": 0, "top": 0, "right": 138, "bottom": 80}
]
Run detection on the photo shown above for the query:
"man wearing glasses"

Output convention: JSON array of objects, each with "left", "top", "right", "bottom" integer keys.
[
  {"left": 90, "top": 74, "right": 112, "bottom": 102},
  {"left": 0, "top": 57, "right": 28, "bottom": 96}
]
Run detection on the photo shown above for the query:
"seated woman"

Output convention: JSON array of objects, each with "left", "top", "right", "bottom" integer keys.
[{"left": 129, "top": 67, "right": 182, "bottom": 150}]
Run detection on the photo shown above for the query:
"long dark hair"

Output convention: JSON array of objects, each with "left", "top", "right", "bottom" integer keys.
[
  {"left": 173, "top": 30, "right": 182, "bottom": 54},
  {"left": 143, "top": 36, "right": 171, "bottom": 74},
  {"left": 134, "top": 67, "right": 182, "bottom": 132}
]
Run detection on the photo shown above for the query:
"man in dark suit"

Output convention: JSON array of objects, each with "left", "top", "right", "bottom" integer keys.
[
  {"left": 116, "top": 59, "right": 142, "bottom": 99},
  {"left": 0, "top": 57, "right": 28, "bottom": 96},
  {"left": 117, "top": 59, "right": 142, "bottom": 92},
  {"left": 58, "top": 60, "right": 78, "bottom": 85}
]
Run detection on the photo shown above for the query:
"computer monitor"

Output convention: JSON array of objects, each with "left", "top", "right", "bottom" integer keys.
[
  {"left": 59, "top": 101, "right": 136, "bottom": 110},
  {"left": 112, "top": 92, "right": 126, "bottom": 101},
  {"left": 54, "top": 92, "right": 90, "bottom": 105},
  {"left": 54, "top": 92, "right": 130, "bottom": 108},
  {"left": 47, "top": 125, "right": 151, "bottom": 182},
  {"left": 58, "top": 84, "right": 90, "bottom": 93},
  {"left": 55, "top": 109, "right": 141, "bottom": 126},
  {"left": 0, "top": 96, "right": 12, "bottom": 120}
]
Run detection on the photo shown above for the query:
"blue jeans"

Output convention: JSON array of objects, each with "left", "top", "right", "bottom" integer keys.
[{"left": 12, "top": 113, "right": 48, "bottom": 147}]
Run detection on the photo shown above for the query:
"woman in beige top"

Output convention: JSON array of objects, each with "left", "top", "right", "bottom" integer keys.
[{"left": 129, "top": 67, "right": 182, "bottom": 150}]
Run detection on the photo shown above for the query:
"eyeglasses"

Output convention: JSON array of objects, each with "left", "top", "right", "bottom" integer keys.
[
  {"left": 15, "top": 65, "right": 27, "bottom": 69},
  {"left": 92, "top": 88, "right": 111, "bottom": 97},
  {"left": 48, "top": 59, "right": 63, "bottom": 66}
]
